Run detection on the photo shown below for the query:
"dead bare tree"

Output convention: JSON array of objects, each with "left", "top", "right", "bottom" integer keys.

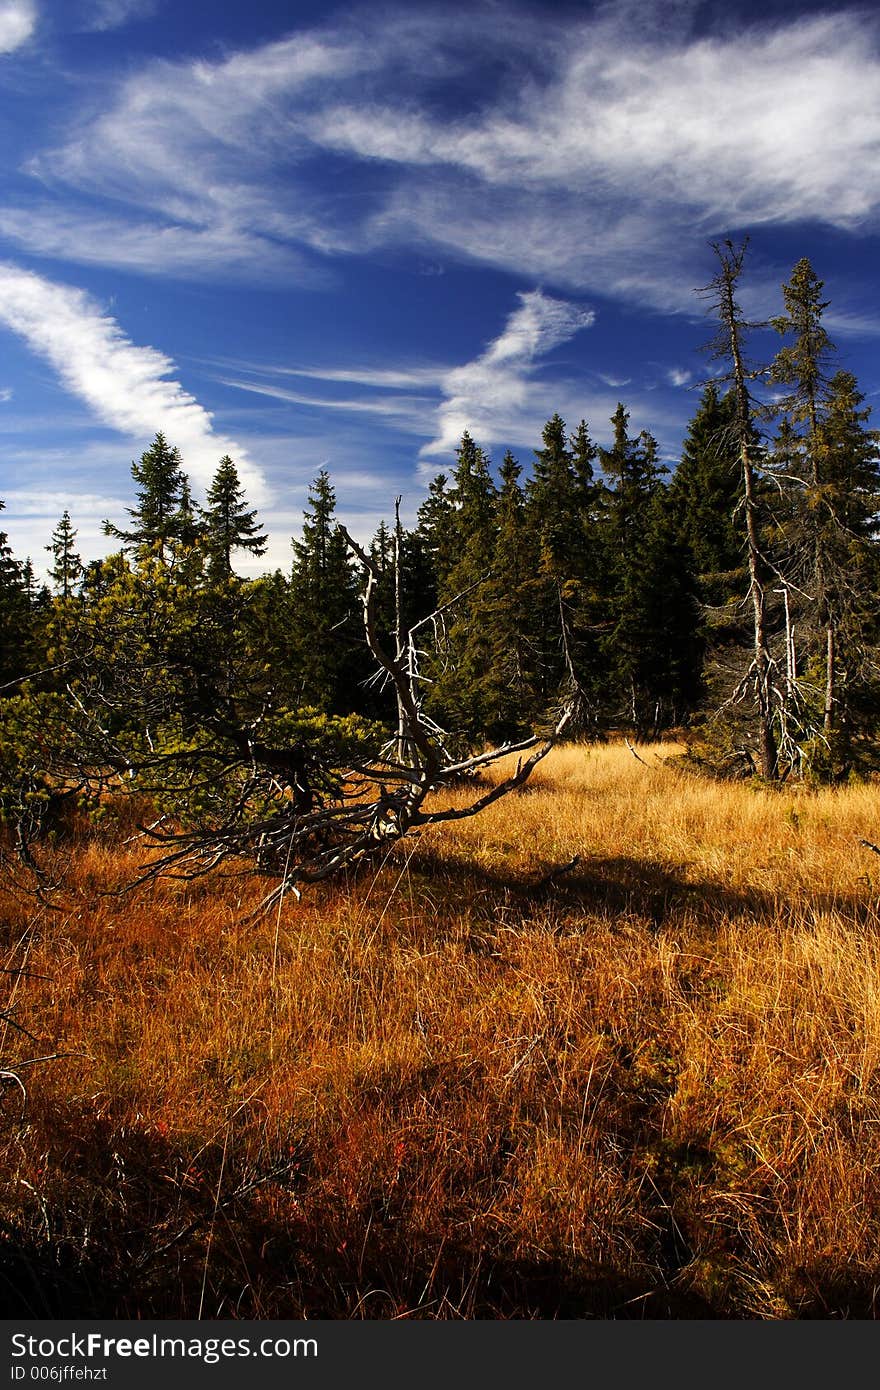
[
  {"left": 701, "top": 239, "right": 779, "bottom": 780},
  {"left": 133, "top": 527, "right": 573, "bottom": 908}
]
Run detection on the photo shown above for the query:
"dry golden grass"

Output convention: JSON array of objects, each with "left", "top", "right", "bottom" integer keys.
[{"left": 2, "top": 742, "right": 880, "bottom": 1318}]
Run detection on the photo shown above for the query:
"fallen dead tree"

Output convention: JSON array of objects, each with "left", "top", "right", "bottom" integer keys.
[{"left": 118, "top": 526, "right": 572, "bottom": 908}]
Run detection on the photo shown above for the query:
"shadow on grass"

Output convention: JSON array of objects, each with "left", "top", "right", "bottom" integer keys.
[
  {"left": 400, "top": 844, "right": 879, "bottom": 935},
  {"left": 0, "top": 1098, "right": 690, "bottom": 1317},
  {"left": 3, "top": 1110, "right": 879, "bottom": 1319},
  {"left": 0, "top": 1106, "right": 720, "bottom": 1319},
  {"left": 5, "top": 1188, "right": 880, "bottom": 1319},
  {"left": 0, "top": 1239, "right": 681, "bottom": 1320},
  {"left": 0, "top": 1192, "right": 719, "bottom": 1319}
]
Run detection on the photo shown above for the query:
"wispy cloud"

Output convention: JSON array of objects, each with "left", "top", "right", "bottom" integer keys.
[
  {"left": 0, "top": 0, "right": 35, "bottom": 52},
  {"left": 259, "top": 363, "right": 446, "bottom": 390},
  {"left": 79, "top": 0, "right": 159, "bottom": 31},
  {"left": 220, "top": 376, "right": 433, "bottom": 432},
  {"left": 5, "top": 6, "right": 879, "bottom": 310},
  {"left": 16, "top": 28, "right": 371, "bottom": 277},
  {"left": 213, "top": 290, "right": 682, "bottom": 472},
  {"left": 218, "top": 292, "right": 602, "bottom": 466},
  {"left": 0, "top": 386, "right": 12, "bottom": 402},
  {"left": 0, "top": 206, "right": 320, "bottom": 284},
  {"left": 323, "top": 12, "right": 880, "bottom": 226},
  {"left": 423, "top": 289, "right": 595, "bottom": 457},
  {"left": 0, "top": 262, "right": 266, "bottom": 498},
  {"left": 668, "top": 367, "right": 692, "bottom": 388}
]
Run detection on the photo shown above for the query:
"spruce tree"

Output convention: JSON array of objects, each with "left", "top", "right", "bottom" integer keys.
[
  {"left": 103, "top": 432, "right": 188, "bottom": 565},
  {"left": 289, "top": 470, "right": 359, "bottom": 712},
  {"left": 525, "top": 413, "right": 598, "bottom": 712},
  {"left": 808, "top": 371, "right": 880, "bottom": 761},
  {"left": 449, "top": 431, "right": 497, "bottom": 556},
  {"left": 768, "top": 258, "right": 847, "bottom": 753},
  {"left": 45, "top": 510, "right": 83, "bottom": 600},
  {"left": 0, "top": 500, "right": 28, "bottom": 690},
  {"left": 527, "top": 414, "right": 581, "bottom": 579},
  {"left": 570, "top": 418, "right": 599, "bottom": 507},
  {"left": 637, "top": 489, "right": 704, "bottom": 730},
  {"left": 599, "top": 406, "right": 686, "bottom": 733},
  {"left": 370, "top": 517, "right": 395, "bottom": 625},
  {"left": 202, "top": 455, "right": 267, "bottom": 579},
  {"left": 0, "top": 501, "right": 22, "bottom": 597},
  {"left": 482, "top": 451, "right": 541, "bottom": 737},
  {"left": 412, "top": 474, "right": 456, "bottom": 615},
  {"left": 174, "top": 478, "right": 202, "bottom": 550},
  {"left": 769, "top": 258, "right": 834, "bottom": 459},
  {"left": 668, "top": 385, "right": 743, "bottom": 606},
  {"left": 429, "top": 433, "right": 498, "bottom": 740}
]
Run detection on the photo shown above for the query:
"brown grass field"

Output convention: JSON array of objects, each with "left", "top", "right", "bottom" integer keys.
[{"left": 2, "top": 742, "right": 880, "bottom": 1318}]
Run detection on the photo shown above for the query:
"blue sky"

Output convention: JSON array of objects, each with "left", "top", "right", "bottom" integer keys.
[{"left": 0, "top": 0, "right": 878, "bottom": 577}]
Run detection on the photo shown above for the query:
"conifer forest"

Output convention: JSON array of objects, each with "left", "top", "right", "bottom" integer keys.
[{"left": 3, "top": 248, "right": 879, "bottom": 849}]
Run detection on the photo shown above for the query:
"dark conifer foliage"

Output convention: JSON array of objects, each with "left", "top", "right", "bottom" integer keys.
[
  {"left": 45, "top": 510, "right": 83, "bottom": 600},
  {"left": 428, "top": 432, "right": 499, "bottom": 739},
  {"left": 413, "top": 474, "right": 457, "bottom": 614},
  {"left": 103, "top": 432, "right": 189, "bottom": 565},
  {"left": 570, "top": 417, "right": 599, "bottom": 505},
  {"left": 174, "top": 478, "right": 202, "bottom": 552},
  {"left": 202, "top": 455, "right": 268, "bottom": 579},
  {"left": 482, "top": 450, "right": 541, "bottom": 738},
  {"left": 597, "top": 406, "right": 696, "bottom": 734},
  {"left": 289, "top": 469, "right": 360, "bottom": 712},
  {"left": 525, "top": 414, "right": 586, "bottom": 706},
  {"left": 803, "top": 370, "right": 880, "bottom": 765},
  {"left": 769, "top": 257, "right": 835, "bottom": 453},
  {"left": 0, "top": 500, "right": 31, "bottom": 690},
  {"left": 701, "top": 240, "right": 780, "bottom": 779},
  {"left": 528, "top": 413, "right": 582, "bottom": 581},
  {"left": 668, "top": 385, "right": 743, "bottom": 606},
  {"left": 765, "top": 260, "right": 877, "bottom": 769}
]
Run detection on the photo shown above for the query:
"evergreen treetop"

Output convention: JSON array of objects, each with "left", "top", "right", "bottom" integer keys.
[
  {"left": 103, "top": 432, "right": 189, "bottom": 564},
  {"left": 202, "top": 455, "right": 267, "bottom": 579},
  {"left": 46, "top": 510, "right": 83, "bottom": 600}
]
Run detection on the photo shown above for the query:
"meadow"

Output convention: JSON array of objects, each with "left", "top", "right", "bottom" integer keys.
[{"left": 2, "top": 742, "right": 880, "bottom": 1318}]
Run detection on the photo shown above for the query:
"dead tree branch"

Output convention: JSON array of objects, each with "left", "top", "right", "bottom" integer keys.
[{"left": 130, "top": 526, "right": 573, "bottom": 909}]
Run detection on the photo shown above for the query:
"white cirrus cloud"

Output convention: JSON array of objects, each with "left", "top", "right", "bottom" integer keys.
[
  {"left": 219, "top": 376, "right": 434, "bottom": 434},
  {"left": 668, "top": 368, "right": 693, "bottom": 388},
  {"left": 3, "top": 5, "right": 878, "bottom": 314},
  {"left": 422, "top": 289, "right": 596, "bottom": 458},
  {"left": 0, "top": 0, "right": 35, "bottom": 52},
  {"left": 9, "top": 27, "right": 370, "bottom": 280},
  {"left": 0, "top": 262, "right": 266, "bottom": 499},
  {"left": 254, "top": 362, "right": 446, "bottom": 391},
  {"left": 316, "top": 10, "right": 880, "bottom": 226},
  {"left": 215, "top": 291, "right": 681, "bottom": 473},
  {"left": 80, "top": 0, "right": 159, "bottom": 31},
  {"left": 0, "top": 206, "right": 322, "bottom": 284}
]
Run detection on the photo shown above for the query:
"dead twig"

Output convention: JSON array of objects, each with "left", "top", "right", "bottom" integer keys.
[{"left": 624, "top": 738, "right": 650, "bottom": 767}]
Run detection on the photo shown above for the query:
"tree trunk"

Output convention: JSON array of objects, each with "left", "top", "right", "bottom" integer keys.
[
  {"left": 741, "top": 444, "right": 778, "bottom": 779},
  {"left": 393, "top": 496, "right": 409, "bottom": 767},
  {"left": 716, "top": 245, "right": 778, "bottom": 780},
  {"left": 823, "top": 620, "right": 836, "bottom": 735}
]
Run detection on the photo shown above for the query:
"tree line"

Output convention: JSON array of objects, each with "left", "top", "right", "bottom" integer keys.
[{"left": 1, "top": 244, "right": 879, "bottom": 870}]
